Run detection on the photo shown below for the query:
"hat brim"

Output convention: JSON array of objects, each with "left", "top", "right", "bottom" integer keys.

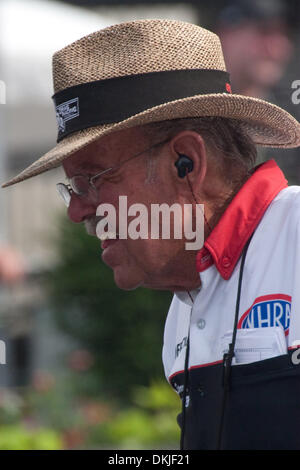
[{"left": 2, "top": 92, "right": 300, "bottom": 188}]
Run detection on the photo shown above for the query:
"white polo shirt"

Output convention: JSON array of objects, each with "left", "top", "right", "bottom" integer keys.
[{"left": 163, "top": 159, "right": 300, "bottom": 383}]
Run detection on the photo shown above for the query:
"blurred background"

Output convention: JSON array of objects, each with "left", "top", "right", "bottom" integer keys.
[{"left": 0, "top": 0, "right": 299, "bottom": 450}]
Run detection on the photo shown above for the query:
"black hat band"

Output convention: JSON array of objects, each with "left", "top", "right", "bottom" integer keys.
[{"left": 52, "top": 69, "right": 231, "bottom": 142}]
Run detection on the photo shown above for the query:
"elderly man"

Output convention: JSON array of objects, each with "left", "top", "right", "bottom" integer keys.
[{"left": 3, "top": 19, "right": 300, "bottom": 450}]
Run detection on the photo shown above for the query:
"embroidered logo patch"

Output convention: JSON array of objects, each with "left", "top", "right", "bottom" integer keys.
[
  {"left": 238, "top": 294, "right": 291, "bottom": 335},
  {"left": 55, "top": 97, "right": 79, "bottom": 133}
]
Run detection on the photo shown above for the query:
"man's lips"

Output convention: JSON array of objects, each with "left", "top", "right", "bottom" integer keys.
[
  {"left": 84, "top": 216, "right": 101, "bottom": 236},
  {"left": 100, "top": 232, "right": 120, "bottom": 250},
  {"left": 101, "top": 238, "right": 119, "bottom": 250}
]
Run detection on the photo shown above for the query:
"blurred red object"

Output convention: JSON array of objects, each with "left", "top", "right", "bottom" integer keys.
[
  {"left": 67, "top": 349, "right": 94, "bottom": 372},
  {"left": 32, "top": 370, "right": 55, "bottom": 393},
  {"left": 0, "top": 245, "right": 25, "bottom": 284},
  {"left": 62, "top": 428, "right": 87, "bottom": 449},
  {"left": 80, "top": 401, "right": 111, "bottom": 425}
]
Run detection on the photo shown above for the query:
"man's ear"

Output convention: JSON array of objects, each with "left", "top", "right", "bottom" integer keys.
[{"left": 169, "top": 130, "right": 208, "bottom": 187}]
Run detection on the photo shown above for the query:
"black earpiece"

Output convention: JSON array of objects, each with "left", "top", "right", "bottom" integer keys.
[{"left": 175, "top": 154, "right": 194, "bottom": 178}]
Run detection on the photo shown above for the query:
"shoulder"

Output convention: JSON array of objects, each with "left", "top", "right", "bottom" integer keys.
[
  {"left": 250, "top": 186, "right": 300, "bottom": 255},
  {"left": 267, "top": 186, "right": 300, "bottom": 226},
  {"left": 272, "top": 185, "right": 300, "bottom": 207}
]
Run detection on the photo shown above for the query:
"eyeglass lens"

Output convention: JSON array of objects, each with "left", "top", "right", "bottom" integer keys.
[{"left": 56, "top": 183, "right": 71, "bottom": 207}]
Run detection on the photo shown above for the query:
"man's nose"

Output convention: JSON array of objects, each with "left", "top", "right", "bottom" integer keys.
[{"left": 67, "top": 193, "right": 96, "bottom": 223}]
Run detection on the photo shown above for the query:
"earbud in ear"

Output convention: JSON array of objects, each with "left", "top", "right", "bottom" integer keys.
[{"left": 175, "top": 154, "right": 194, "bottom": 178}]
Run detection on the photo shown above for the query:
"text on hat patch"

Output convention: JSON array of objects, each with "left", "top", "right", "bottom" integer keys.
[{"left": 56, "top": 97, "right": 79, "bottom": 133}]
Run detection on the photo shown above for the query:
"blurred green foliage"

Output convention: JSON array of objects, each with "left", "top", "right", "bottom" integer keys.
[
  {"left": 46, "top": 215, "right": 172, "bottom": 404},
  {"left": 102, "top": 381, "right": 181, "bottom": 448},
  {"left": 0, "top": 388, "right": 63, "bottom": 450},
  {"left": 85, "top": 380, "right": 181, "bottom": 449},
  {"left": 0, "top": 379, "right": 180, "bottom": 449},
  {"left": 0, "top": 214, "right": 181, "bottom": 449},
  {"left": 0, "top": 425, "right": 62, "bottom": 450}
]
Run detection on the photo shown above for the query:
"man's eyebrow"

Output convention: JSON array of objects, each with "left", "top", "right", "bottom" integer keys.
[
  {"left": 76, "top": 161, "right": 106, "bottom": 173},
  {"left": 63, "top": 162, "right": 105, "bottom": 180}
]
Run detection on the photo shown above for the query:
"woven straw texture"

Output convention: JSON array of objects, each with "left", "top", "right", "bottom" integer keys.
[
  {"left": 53, "top": 19, "right": 225, "bottom": 92},
  {"left": 3, "top": 19, "right": 300, "bottom": 187}
]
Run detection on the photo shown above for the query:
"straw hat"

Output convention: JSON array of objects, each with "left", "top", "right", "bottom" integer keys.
[{"left": 3, "top": 18, "right": 300, "bottom": 188}]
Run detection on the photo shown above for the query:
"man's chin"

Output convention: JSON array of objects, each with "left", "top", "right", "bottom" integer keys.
[{"left": 112, "top": 267, "right": 143, "bottom": 291}]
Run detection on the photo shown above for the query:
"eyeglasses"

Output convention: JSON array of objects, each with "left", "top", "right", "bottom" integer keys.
[{"left": 56, "top": 138, "right": 169, "bottom": 207}]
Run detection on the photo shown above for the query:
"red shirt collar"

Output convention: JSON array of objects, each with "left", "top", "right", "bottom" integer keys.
[{"left": 196, "top": 159, "right": 288, "bottom": 280}]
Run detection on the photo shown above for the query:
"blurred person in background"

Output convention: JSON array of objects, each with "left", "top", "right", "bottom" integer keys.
[
  {"left": 215, "top": 0, "right": 293, "bottom": 99},
  {"left": 215, "top": 0, "right": 300, "bottom": 182},
  {"left": 2, "top": 18, "right": 300, "bottom": 451}
]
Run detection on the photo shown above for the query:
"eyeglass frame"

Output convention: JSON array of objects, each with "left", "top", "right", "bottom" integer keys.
[{"left": 56, "top": 137, "right": 170, "bottom": 207}]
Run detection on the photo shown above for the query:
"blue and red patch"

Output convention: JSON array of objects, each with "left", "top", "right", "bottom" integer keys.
[{"left": 238, "top": 294, "right": 291, "bottom": 336}]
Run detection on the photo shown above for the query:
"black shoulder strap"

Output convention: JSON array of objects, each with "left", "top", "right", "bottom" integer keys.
[{"left": 217, "top": 232, "right": 254, "bottom": 449}]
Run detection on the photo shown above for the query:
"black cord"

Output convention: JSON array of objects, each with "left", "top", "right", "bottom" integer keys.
[
  {"left": 217, "top": 233, "right": 254, "bottom": 450},
  {"left": 179, "top": 290, "right": 194, "bottom": 451},
  {"left": 179, "top": 174, "right": 252, "bottom": 450},
  {"left": 180, "top": 334, "right": 190, "bottom": 450}
]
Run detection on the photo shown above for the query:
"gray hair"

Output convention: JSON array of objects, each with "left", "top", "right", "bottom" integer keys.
[{"left": 141, "top": 117, "right": 257, "bottom": 188}]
